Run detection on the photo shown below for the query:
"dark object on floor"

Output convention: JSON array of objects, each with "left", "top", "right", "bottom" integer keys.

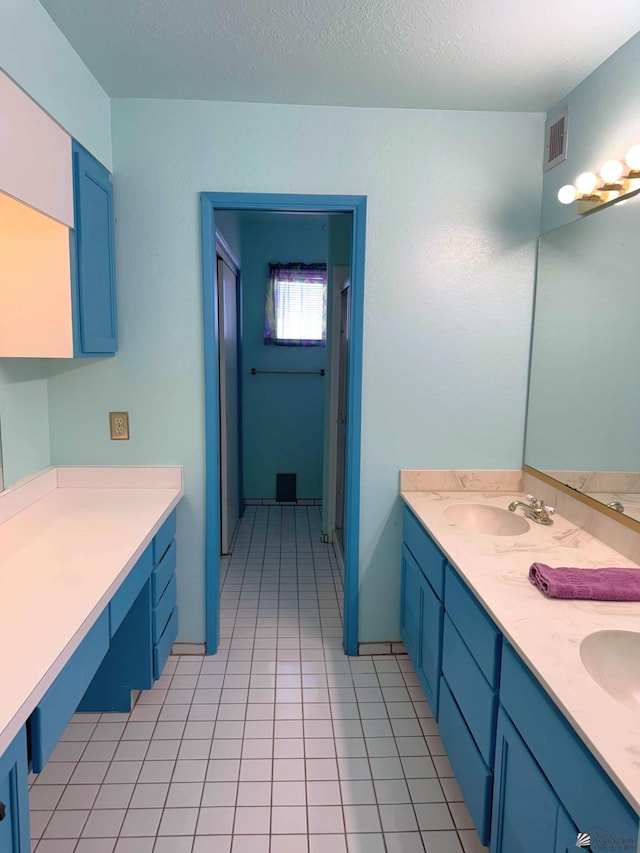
[{"left": 276, "top": 473, "right": 297, "bottom": 503}]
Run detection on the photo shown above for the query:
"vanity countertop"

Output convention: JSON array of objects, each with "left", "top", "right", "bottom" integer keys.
[
  {"left": 401, "top": 488, "right": 640, "bottom": 814},
  {"left": 0, "top": 466, "right": 183, "bottom": 758}
]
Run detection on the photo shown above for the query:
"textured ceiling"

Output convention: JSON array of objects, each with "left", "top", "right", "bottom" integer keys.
[{"left": 38, "top": 0, "right": 640, "bottom": 111}]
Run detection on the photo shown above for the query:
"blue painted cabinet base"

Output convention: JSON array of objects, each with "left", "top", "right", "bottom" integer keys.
[
  {"left": 29, "top": 610, "right": 110, "bottom": 773},
  {"left": 78, "top": 580, "right": 154, "bottom": 712},
  {"left": 491, "top": 708, "right": 578, "bottom": 853},
  {"left": 0, "top": 729, "right": 30, "bottom": 853}
]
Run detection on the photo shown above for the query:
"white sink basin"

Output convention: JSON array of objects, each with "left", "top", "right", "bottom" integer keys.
[
  {"left": 580, "top": 630, "right": 640, "bottom": 711},
  {"left": 443, "top": 503, "right": 530, "bottom": 536}
]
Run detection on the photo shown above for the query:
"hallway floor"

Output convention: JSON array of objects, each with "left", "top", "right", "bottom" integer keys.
[{"left": 29, "top": 506, "right": 486, "bottom": 853}]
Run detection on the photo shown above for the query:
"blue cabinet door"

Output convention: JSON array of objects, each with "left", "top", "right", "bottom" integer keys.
[
  {"left": 555, "top": 807, "right": 579, "bottom": 853},
  {"left": 0, "top": 729, "right": 30, "bottom": 853},
  {"left": 416, "top": 568, "right": 443, "bottom": 718},
  {"left": 71, "top": 141, "right": 117, "bottom": 355},
  {"left": 491, "top": 708, "right": 561, "bottom": 853},
  {"left": 400, "top": 545, "right": 420, "bottom": 666}
]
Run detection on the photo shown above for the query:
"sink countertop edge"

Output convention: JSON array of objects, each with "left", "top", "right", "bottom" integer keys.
[{"left": 400, "top": 488, "right": 640, "bottom": 816}]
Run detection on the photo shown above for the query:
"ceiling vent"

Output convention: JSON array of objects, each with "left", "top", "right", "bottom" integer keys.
[{"left": 544, "top": 107, "right": 569, "bottom": 171}]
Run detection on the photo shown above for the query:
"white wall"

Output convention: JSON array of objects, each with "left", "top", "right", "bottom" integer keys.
[{"left": 47, "top": 99, "right": 544, "bottom": 642}]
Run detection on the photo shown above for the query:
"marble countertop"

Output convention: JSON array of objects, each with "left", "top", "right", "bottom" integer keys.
[
  {"left": 401, "top": 488, "right": 640, "bottom": 814},
  {"left": 0, "top": 466, "right": 183, "bottom": 757}
]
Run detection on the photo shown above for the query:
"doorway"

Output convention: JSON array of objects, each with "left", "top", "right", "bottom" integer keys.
[{"left": 201, "top": 193, "right": 366, "bottom": 656}]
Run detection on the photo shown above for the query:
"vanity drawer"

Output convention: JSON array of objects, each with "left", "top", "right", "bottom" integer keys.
[
  {"left": 442, "top": 615, "right": 498, "bottom": 765},
  {"left": 152, "top": 539, "right": 176, "bottom": 605},
  {"left": 444, "top": 564, "right": 501, "bottom": 687},
  {"left": 29, "top": 609, "right": 110, "bottom": 772},
  {"left": 153, "top": 605, "right": 178, "bottom": 680},
  {"left": 109, "top": 543, "right": 153, "bottom": 637},
  {"left": 402, "top": 506, "right": 445, "bottom": 599},
  {"left": 500, "top": 643, "right": 637, "bottom": 839},
  {"left": 439, "top": 677, "right": 493, "bottom": 845},
  {"left": 152, "top": 573, "right": 177, "bottom": 644},
  {"left": 153, "top": 510, "right": 176, "bottom": 565}
]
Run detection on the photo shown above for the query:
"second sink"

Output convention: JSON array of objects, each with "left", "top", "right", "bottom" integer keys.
[
  {"left": 443, "top": 503, "right": 530, "bottom": 536},
  {"left": 580, "top": 630, "right": 640, "bottom": 711}
]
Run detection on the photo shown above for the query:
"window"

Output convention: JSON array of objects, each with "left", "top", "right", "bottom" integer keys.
[{"left": 264, "top": 263, "right": 327, "bottom": 346}]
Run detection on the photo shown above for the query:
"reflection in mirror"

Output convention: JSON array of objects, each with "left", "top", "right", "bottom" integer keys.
[{"left": 525, "top": 199, "right": 640, "bottom": 524}]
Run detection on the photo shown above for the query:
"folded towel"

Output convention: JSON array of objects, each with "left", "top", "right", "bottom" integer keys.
[{"left": 528, "top": 562, "right": 640, "bottom": 601}]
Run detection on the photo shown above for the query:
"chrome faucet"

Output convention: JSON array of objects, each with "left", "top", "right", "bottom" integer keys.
[
  {"left": 607, "top": 500, "right": 625, "bottom": 513},
  {"left": 508, "top": 494, "right": 555, "bottom": 525}
]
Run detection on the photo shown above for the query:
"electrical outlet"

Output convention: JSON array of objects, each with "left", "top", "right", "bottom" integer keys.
[{"left": 109, "top": 411, "right": 130, "bottom": 440}]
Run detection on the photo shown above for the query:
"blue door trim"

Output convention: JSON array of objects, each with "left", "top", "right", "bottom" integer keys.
[{"left": 201, "top": 192, "right": 366, "bottom": 656}]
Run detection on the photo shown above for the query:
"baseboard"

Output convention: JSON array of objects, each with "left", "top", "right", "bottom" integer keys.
[
  {"left": 172, "top": 642, "right": 206, "bottom": 655},
  {"left": 358, "top": 641, "right": 407, "bottom": 656}
]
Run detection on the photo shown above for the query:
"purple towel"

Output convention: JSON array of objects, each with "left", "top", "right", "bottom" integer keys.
[{"left": 528, "top": 562, "right": 640, "bottom": 601}]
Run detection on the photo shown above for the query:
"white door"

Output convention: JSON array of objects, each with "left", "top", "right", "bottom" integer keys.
[{"left": 218, "top": 256, "right": 240, "bottom": 554}]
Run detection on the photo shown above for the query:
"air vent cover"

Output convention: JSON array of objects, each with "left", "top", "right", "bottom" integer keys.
[{"left": 544, "top": 107, "right": 569, "bottom": 171}]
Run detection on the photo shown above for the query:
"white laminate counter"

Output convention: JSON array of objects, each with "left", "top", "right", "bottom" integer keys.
[
  {"left": 0, "top": 466, "right": 183, "bottom": 757},
  {"left": 401, "top": 488, "right": 640, "bottom": 815}
]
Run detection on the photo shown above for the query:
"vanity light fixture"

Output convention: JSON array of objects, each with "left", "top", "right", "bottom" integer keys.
[{"left": 557, "top": 143, "right": 640, "bottom": 214}]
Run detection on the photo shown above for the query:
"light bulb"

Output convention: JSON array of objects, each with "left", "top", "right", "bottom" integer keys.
[
  {"left": 600, "top": 159, "right": 623, "bottom": 183},
  {"left": 557, "top": 185, "right": 578, "bottom": 204},
  {"left": 626, "top": 145, "right": 640, "bottom": 171},
  {"left": 576, "top": 172, "right": 598, "bottom": 195}
]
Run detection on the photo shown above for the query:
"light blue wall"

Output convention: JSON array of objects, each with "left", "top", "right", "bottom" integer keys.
[
  {"left": 0, "top": 0, "right": 112, "bottom": 168},
  {"left": 0, "top": 0, "right": 112, "bottom": 489},
  {"left": 241, "top": 216, "right": 328, "bottom": 500},
  {"left": 540, "top": 31, "right": 640, "bottom": 234},
  {"left": 0, "top": 362, "right": 51, "bottom": 486},
  {"left": 47, "top": 99, "right": 544, "bottom": 642}
]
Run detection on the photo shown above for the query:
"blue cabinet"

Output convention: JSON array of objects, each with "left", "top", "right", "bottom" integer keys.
[
  {"left": 401, "top": 508, "right": 444, "bottom": 718},
  {"left": 30, "top": 609, "right": 111, "bottom": 772},
  {"left": 491, "top": 707, "right": 572, "bottom": 853},
  {"left": 399, "top": 503, "right": 639, "bottom": 853},
  {"left": 71, "top": 141, "right": 117, "bottom": 356},
  {"left": 439, "top": 565, "right": 501, "bottom": 845},
  {"left": 400, "top": 545, "right": 420, "bottom": 664},
  {"left": 439, "top": 677, "right": 494, "bottom": 843},
  {"left": 151, "top": 512, "right": 179, "bottom": 679},
  {"left": 29, "top": 511, "right": 179, "bottom": 769},
  {"left": 0, "top": 729, "right": 29, "bottom": 853},
  {"left": 498, "top": 643, "right": 638, "bottom": 853},
  {"left": 78, "top": 511, "right": 178, "bottom": 711}
]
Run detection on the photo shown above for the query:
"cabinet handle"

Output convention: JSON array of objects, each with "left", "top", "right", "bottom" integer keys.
[{"left": 0, "top": 801, "right": 5, "bottom": 820}]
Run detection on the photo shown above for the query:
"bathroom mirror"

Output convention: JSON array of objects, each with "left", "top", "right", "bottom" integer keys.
[{"left": 524, "top": 198, "right": 640, "bottom": 524}]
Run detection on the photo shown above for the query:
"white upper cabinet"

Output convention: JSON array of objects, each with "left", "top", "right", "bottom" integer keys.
[
  {"left": 0, "top": 71, "right": 117, "bottom": 358},
  {"left": 0, "top": 69, "right": 73, "bottom": 226}
]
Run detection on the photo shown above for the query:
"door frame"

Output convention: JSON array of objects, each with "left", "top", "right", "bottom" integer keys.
[{"left": 201, "top": 192, "right": 366, "bottom": 656}]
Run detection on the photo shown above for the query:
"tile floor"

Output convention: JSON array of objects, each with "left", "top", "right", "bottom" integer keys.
[{"left": 29, "top": 505, "right": 487, "bottom": 853}]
